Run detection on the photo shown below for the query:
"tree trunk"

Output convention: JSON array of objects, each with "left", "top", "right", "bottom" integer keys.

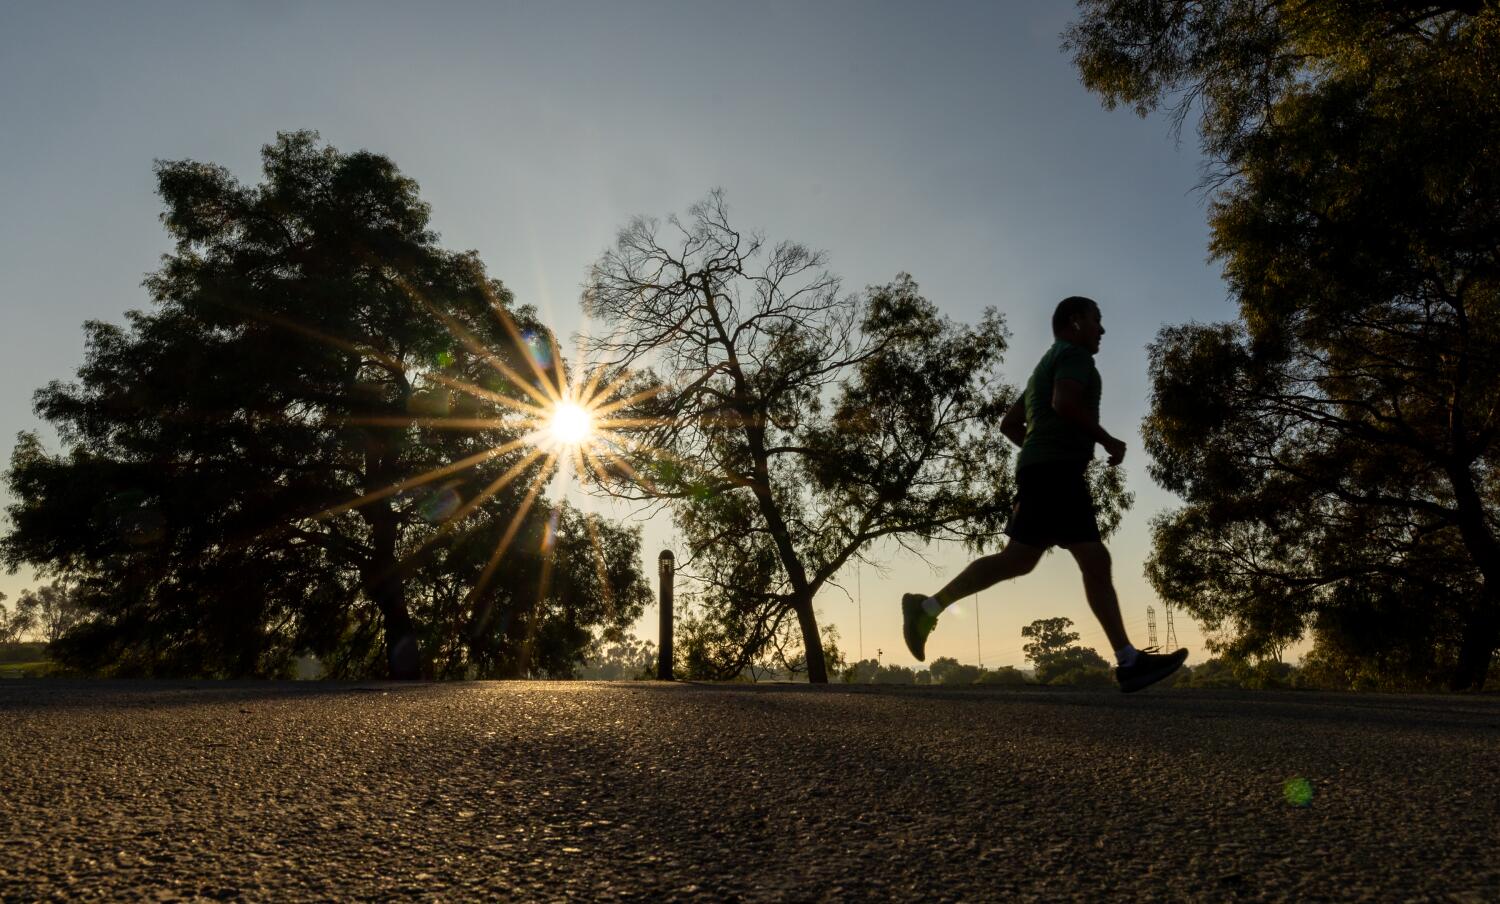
[
  {"left": 793, "top": 594, "right": 828, "bottom": 684},
  {"left": 1450, "top": 589, "right": 1497, "bottom": 692},
  {"left": 376, "top": 582, "right": 422, "bottom": 681},
  {"left": 365, "top": 502, "right": 422, "bottom": 681},
  {"left": 1445, "top": 463, "right": 1500, "bottom": 691}
]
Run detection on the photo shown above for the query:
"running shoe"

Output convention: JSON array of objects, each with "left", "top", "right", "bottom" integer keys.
[
  {"left": 1116, "top": 647, "right": 1188, "bottom": 693},
  {"left": 902, "top": 593, "right": 939, "bottom": 662}
]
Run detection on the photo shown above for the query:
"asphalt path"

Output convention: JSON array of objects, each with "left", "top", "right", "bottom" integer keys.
[{"left": 1, "top": 680, "right": 1497, "bottom": 902}]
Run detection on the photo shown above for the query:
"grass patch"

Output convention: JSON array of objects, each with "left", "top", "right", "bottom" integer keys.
[{"left": 0, "top": 660, "right": 58, "bottom": 678}]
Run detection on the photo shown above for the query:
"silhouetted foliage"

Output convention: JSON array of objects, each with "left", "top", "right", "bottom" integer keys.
[
  {"left": 1069, "top": 3, "right": 1500, "bottom": 689},
  {"left": 582, "top": 192, "right": 1132, "bottom": 682},
  {"left": 9, "top": 581, "right": 88, "bottom": 646},
  {"left": 1050, "top": 663, "right": 1115, "bottom": 687},
  {"left": 841, "top": 659, "right": 921, "bottom": 684},
  {"left": 841, "top": 657, "right": 1033, "bottom": 687},
  {"left": 1021, "top": 616, "right": 1111, "bottom": 684},
  {"left": 928, "top": 656, "right": 985, "bottom": 686},
  {"left": 0, "top": 642, "right": 49, "bottom": 664},
  {"left": 0, "top": 594, "right": 25, "bottom": 645},
  {"left": 1296, "top": 628, "right": 1452, "bottom": 692},
  {"left": 1181, "top": 658, "right": 1241, "bottom": 689},
  {"left": 749, "top": 623, "right": 847, "bottom": 682},
  {"left": 1021, "top": 617, "right": 1079, "bottom": 663},
  {"left": 3, "top": 132, "right": 648, "bottom": 679},
  {"left": 974, "top": 665, "right": 1029, "bottom": 686},
  {"left": 578, "top": 631, "right": 657, "bottom": 680}
]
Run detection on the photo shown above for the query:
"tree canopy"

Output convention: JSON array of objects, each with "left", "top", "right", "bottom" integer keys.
[
  {"left": 1021, "top": 616, "right": 1111, "bottom": 684},
  {"left": 3, "top": 132, "right": 648, "bottom": 679},
  {"left": 581, "top": 192, "right": 1132, "bottom": 682},
  {"left": 1068, "top": 3, "right": 1500, "bottom": 688}
]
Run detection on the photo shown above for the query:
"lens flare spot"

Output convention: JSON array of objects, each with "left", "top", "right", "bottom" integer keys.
[
  {"left": 523, "top": 330, "right": 552, "bottom": 368},
  {"left": 124, "top": 509, "right": 166, "bottom": 545},
  {"left": 1283, "top": 776, "right": 1313, "bottom": 807},
  {"left": 417, "top": 486, "right": 462, "bottom": 523},
  {"left": 542, "top": 507, "right": 561, "bottom": 550}
]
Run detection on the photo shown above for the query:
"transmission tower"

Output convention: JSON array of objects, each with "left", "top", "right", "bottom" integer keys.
[
  {"left": 1146, "top": 605, "right": 1157, "bottom": 647},
  {"left": 1164, "top": 607, "right": 1178, "bottom": 649}
]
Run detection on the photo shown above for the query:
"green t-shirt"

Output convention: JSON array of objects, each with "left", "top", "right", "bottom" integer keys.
[{"left": 1016, "top": 339, "right": 1101, "bottom": 469}]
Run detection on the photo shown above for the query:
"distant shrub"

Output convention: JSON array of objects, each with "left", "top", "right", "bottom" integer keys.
[
  {"left": 1183, "top": 658, "right": 1242, "bottom": 688},
  {"left": 929, "top": 656, "right": 986, "bottom": 686},
  {"left": 841, "top": 659, "right": 918, "bottom": 684},
  {"left": 1238, "top": 660, "right": 1298, "bottom": 690},
  {"left": 1049, "top": 665, "right": 1114, "bottom": 687},
  {"left": 975, "top": 666, "right": 1030, "bottom": 686},
  {"left": 1035, "top": 646, "right": 1111, "bottom": 685},
  {"left": 0, "top": 642, "right": 49, "bottom": 664}
]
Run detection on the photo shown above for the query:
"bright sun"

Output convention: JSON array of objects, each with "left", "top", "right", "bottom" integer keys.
[{"left": 549, "top": 401, "right": 594, "bottom": 446}]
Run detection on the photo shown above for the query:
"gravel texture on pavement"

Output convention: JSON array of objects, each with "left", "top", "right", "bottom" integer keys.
[{"left": 1, "top": 680, "right": 1498, "bottom": 902}]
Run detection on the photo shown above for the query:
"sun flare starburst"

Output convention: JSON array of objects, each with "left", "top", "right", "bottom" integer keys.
[
  {"left": 548, "top": 401, "right": 594, "bottom": 447},
  {"left": 289, "top": 281, "right": 678, "bottom": 630}
]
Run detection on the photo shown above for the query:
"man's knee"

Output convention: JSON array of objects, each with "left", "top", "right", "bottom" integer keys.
[
  {"left": 1002, "top": 541, "right": 1044, "bottom": 575},
  {"left": 1067, "top": 541, "right": 1111, "bottom": 576}
]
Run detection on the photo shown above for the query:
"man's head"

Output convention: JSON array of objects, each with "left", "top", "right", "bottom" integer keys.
[{"left": 1052, "top": 295, "right": 1104, "bottom": 354}]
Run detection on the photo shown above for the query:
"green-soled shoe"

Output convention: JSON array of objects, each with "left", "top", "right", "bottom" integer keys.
[{"left": 902, "top": 593, "right": 939, "bottom": 662}]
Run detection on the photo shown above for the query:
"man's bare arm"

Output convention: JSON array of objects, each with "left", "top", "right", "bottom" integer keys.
[
  {"left": 1052, "top": 378, "right": 1126, "bottom": 465},
  {"left": 1000, "top": 397, "right": 1027, "bottom": 448}
]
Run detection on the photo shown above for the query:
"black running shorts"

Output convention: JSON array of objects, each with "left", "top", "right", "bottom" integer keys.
[{"left": 1004, "top": 458, "right": 1102, "bottom": 549}]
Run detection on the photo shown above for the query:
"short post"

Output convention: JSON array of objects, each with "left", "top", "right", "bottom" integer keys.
[{"left": 657, "top": 550, "right": 675, "bottom": 680}]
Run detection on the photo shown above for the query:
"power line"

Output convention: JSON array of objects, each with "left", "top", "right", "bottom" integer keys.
[{"left": 856, "top": 565, "right": 863, "bottom": 662}]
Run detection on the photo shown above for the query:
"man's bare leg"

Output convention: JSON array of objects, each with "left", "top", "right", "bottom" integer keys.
[
  {"left": 932, "top": 541, "right": 1046, "bottom": 609},
  {"left": 902, "top": 541, "right": 1045, "bottom": 660},
  {"left": 1070, "top": 539, "right": 1189, "bottom": 691},
  {"left": 1065, "top": 541, "right": 1130, "bottom": 652}
]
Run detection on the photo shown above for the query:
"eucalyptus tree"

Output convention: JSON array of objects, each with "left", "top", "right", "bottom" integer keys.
[
  {"left": 581, "top": 192, "right": 1131, "bottom": 682},
  {"left": 4, "top": 132, "right": 647, "bottom": 679},
  {"left": 1067, "top": 2, "right": 1500, "bottom": 687}
]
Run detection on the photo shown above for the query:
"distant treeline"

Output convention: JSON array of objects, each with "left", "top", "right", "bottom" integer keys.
[{"left": 0, "top": 642, "right": 48, "bottom": 664}]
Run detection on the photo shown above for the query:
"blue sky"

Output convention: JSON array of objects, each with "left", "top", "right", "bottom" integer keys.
[{"left": 0, "top": 0, "right": 1243, "bottom": 669}]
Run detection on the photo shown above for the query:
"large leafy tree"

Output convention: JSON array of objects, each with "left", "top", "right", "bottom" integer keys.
[
  {"left": 1021, "top": 616, "right": 1110, "bottom": 684},
  {"left": 1067, "top": 3, "right": 1500, "bottom": 688},
  {"left": 581, "top": 192, "right": 1132, "bottom": 682},
  {"left": 3, "top": 132, "right": 648, "bottom": 679},
  {"left": 0, "top": 594, "right": 25, "bottom": 645},
  {"left": 10, "top": 581, "right": 87, "bottom": 647}
]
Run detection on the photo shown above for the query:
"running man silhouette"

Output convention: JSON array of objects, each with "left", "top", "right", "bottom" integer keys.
[{"left": 901, "top": 296, "right": 1187, "bottom": 692}]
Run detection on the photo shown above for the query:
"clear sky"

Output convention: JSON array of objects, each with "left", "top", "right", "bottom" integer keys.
[{"left": 0, "top": 0, "right": 1246, "bottom": 670}]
